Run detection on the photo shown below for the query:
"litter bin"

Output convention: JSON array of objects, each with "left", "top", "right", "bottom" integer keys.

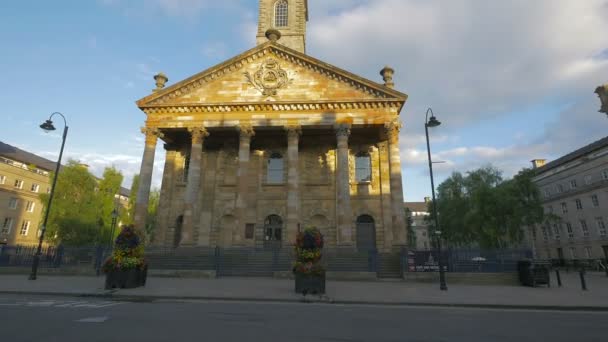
[{"left": 518, "top": 260, "right": 550, "bottom": 287}]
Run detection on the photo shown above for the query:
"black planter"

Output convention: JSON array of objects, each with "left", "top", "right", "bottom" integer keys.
[
  {"left": 295, "top": 273, "right": 326, "bottom": 294},
  {"left": 105, "top": 266, "right": 148, "bottom": 290}
]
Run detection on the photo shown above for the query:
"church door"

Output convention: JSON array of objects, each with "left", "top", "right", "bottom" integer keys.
[
  {"left": 356, "top": 215, "right": 376, "bottom": 252},
  {"left": 264, "top": 215, "right": 283, "bottom": 249}
]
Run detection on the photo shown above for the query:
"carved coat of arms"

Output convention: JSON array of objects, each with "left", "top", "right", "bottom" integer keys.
[{"left": 245, "top": 58, "right": 290, "bottom": 96}]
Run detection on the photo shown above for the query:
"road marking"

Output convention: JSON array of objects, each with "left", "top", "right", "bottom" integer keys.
[
  {"left": 76, "top": 316, "right": 108, "bottom": 323},
  {"left": 0, "top": 300, "right": 126, "bottom": 309}
]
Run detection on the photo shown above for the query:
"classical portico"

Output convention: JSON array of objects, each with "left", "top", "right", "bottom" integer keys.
[{"left": 133, "top": 0, "right": 409, "bottom": 252}]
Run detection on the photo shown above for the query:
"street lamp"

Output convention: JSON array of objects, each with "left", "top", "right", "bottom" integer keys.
[
  {"left": 425, "top": 108, "right": 447, "bottom": 291},
  {"left": 29, "top": 112, "right": 68, "bottom": 280},
  {"left": 110, "top": 207, "right": 119, "bottom": 248}
]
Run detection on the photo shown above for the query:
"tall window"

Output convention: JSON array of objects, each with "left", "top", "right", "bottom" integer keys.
[
  {"left": 591, "top": 194, "right": 599, "bottom": 207},
  {"left": 542, "top": 226, "right": 548, "bottom": 241},
  {"left": 602, "top": 169, "right": 608, "bottom": 181},
  {"left": 575, "top": 199, "right": 583, "bottom": 210},
  {"left": 561, "top": 202, "right": 568, "bottom": 214},
  {"left": 584, "top": 175, "right": 592, "bottom": 185},
  {"left": 19, "top": 220, "right": 30, "bottom": 236},
  {"left": 557, "top": 184, "right": 564, "bottom": 193},
  {"left": 0, "top": 175, "right": 5, "bottom": 185},
  {"left": 1, "top": 217, "right": 13, "bottom": 235},
  {"left": 14, "top": 179, "right": 23, "bottom": 189},
  {"left": 267, "top": 153, "right": 284, "bottom": 184},
  {"left": 355, "top": 152, "right": 372, "bottom": 182},
  {"left": 275, "top": 0, "right": 289, "bottom": 27},
  {"left": 584, "top": 247, "right": 592, "bottom": 259},
  {"left": 553, "top": 224, "right": 560, "bottom": 240},
  {"left": 570, "top": 179, "right": 577, "bottom": 189},
  {"left": 25, "top": 201, "right": 35, "bottom": 213},
  {"left": 580, "top": 220, "right": 589, "bottom": 237},
  {"left": 566, "top": 222, "right": 574, "bottom": 239},
  {"left": 597, "top": 217, "right": 606, "bottom": 237},
  {"left": 8, "top": 198, "right": 18, "bottom": 210},
  {"left": 30, "top": 183, "right": 39, "bottom": 193}
]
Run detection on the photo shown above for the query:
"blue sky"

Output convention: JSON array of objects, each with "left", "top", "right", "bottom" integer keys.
[{"left": 1, "top": 0, "right": 607, "bottom": 202}]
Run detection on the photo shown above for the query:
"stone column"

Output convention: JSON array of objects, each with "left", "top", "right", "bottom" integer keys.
[
  {"left": 285, "top": 124, "right": 301, "bottom": 245},
  {"left": 180, "top": 127, "right": 209, "bottom": 246},
  {"left": 154, "top": 144, "right": 177, "bottom": 246},
  {"left": 234, "top": 123, "right": 255, "bottom": 245},
  {"left": 385, "top": 119, "right": 406, "bottom": 246},
  {"left": 335, "top": 124, "right": 353, "bottom": 246},
  {"left": 134, "top": 127, "right": 163, "bottom": 233}
]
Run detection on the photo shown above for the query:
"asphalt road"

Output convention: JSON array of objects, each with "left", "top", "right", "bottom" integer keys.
[{"left": 0, "top": 294, "right": 606, "bottom": 342}]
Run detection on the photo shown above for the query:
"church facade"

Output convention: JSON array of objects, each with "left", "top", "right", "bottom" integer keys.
[{"left": 133, "top": 0, "right": 409, "bottom": 252}]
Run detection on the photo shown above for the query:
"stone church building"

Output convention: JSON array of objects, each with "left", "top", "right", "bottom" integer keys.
[{"left": 133, "top": 0, "right": 409, "bottom": 252}]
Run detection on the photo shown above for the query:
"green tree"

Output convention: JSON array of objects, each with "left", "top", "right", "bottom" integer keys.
[
  {"left": 430, "top": 165, "right": 545, "bottom": 249},
  {"left": 39, "top": 160, "right": 100, "bottom": 246},
  {"left": 96, "top": 167, "right": 124, "bottom": 244},
  {"left": 126, "top": 174, "right": 140, "bottom": 224},
  {"left": 125, "top": 174, "right": 160, "bottom": 242}
]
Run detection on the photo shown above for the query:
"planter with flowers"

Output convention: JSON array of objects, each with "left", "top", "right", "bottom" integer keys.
[
  {"left": 293, "top": 227, "right": 325, "bottom": 294},
  {"left": 103, "top": 225, "right": 148, "bottom": 290}
]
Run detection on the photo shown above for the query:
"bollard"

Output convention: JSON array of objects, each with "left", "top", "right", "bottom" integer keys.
[
  {"left": 555, "top": 269, "right": 562, "bottom": 287},
  {"left": 579, "top": 268, "right": 587, "bottom": 291}
]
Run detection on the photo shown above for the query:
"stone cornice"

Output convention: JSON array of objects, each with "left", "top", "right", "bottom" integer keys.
[
  {"left": 142, "top": 99, "right": 402, "bottom": 115},
  {"left": 136, "top": 42, "right": 408, "bottom": 110}
]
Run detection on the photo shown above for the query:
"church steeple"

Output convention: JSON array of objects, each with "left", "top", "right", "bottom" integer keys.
[{"left": 256, "top": 0, "right": 308, "bottom": 53}]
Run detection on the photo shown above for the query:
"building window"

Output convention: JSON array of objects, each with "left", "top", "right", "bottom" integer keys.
[
  {"left": 591, "top": 194, "right": 599, "bottom": 207},
  {"left": 30, "top": 183, "right": 39, "bottom": 193},
  {"left": 566, "top": 222, "right": 574, "bottom": 239},
  {"left": 580, "top": 220, "right": 589, "bottom": 237},
  {"left": 8, "top": 198, "right": 18, "bottom": 210},
  {"left": 602, "top": 169, "right": 608, "bottom": 180},
  {"left": 542, "top": 226, "right": 548, "bottom": 241},
  {"left": 19, "top": 221, "right": 30, "bottom": 236},
  {"left": 553, "top": 224, "right": 560, "bottom": 240},
  {"left": 274, "top": 0, "right": 289, "bottom": 27},
  {"left": 14, "top": 179, "right": 23, "bottom": 189},
  {"left": 584, "top": 175, "right": 592, "bottom": 185},
  {"left": 584, "top": 247, "right": 592, "bottom": 259},
  {"left": 561, "top": 202, "right": 568, "bottom": 214},
  {"left": 575, "top": 199, "right": 583, "bottom": 210},
  {"left": 557, "top": 184, "right": 564, "bottom": 193},
  {"left": 25, "top": 201, "right": 35, "bottom": 213},
  {"left": 569, "top": 247, "right": 577, "bottom": 259},
  {"left": 355, "top": 152, "right": 372, "bottom": 182},
  {"left": 570, "top": 179, "right": 577, "bottom": 189},
  {"left": 267, "top": 153, "right": 284, "bottom": 184},
  {"left": 1, "top": 217, "right": 13, "bottom": 235},
  {"left": 597, "top": 217, "right": 606, "bottom": 237},
  {"left": 0, "top": 175, "right": 5, "bottom": 185}
]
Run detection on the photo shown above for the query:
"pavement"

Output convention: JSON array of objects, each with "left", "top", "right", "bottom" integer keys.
[{"left": 1, "top": 271, "right": 607, "bottom": 311}]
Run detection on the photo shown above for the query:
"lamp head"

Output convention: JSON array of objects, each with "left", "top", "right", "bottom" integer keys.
[
  {"left": 40, "top": 120, "right": 56, "bottom": 132},
  {"left": 426, "top": 116, "right": 441, "bottom": 128}
]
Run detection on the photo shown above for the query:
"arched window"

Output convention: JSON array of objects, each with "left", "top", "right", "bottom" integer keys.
[
  {"left": 355, "top": 152, "right": 372, "bottom": 182},
  {"left": 267, "top": 152, "right": 284, "bottom": 184},
  {"left": 275, "top": 0, "right": 288, "bottom": 27}
]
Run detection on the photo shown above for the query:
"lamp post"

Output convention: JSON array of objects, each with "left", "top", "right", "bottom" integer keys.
[
  {"left": 29, "top": 112, "right": 68, "bottom": 280},
  {"left": 110, "top": 207, "right": 118, "bottom": 249},
  {"left": 425, "top": 108, "right": 447, "bottom": 291}
]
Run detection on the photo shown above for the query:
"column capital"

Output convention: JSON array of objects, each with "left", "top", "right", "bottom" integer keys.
[
  {"left": 384, "top": 118, "right": 402, "bottom": 143},
  {"left": 335, "top": 124, "right": 351, "bottom": 139},
  {"left": 237, "top": 123, "right": 255, "bottom": 140},
  {"left": 141, "top": 127, "right": 164, "bottom": 146},
  {"left": 284, "top": 123, "right": 302, "bottom": 139},
  {"left": 187, "top": 126, "right": 209, "bottom": 144}
]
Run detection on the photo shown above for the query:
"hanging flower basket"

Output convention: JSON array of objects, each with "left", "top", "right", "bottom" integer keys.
[{"left": 293, "top": 227, "right": 325, "bottom": 294}]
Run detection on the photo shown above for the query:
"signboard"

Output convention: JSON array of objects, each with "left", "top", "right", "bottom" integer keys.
[{"left": 407, "top": 250, "right": 448, "bottom": 272}]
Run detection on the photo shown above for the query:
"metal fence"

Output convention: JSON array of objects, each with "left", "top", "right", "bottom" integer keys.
[{"left": 0, "top": 244, "right": 535, "bottom": 276}]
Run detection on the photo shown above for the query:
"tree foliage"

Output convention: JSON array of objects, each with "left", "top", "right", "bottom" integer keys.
[
  {"left": 430, "top": 165, "right": 544, "bottom": 249},
  {"left": 39, "top": 160, "right": 126, "bottom": 246},
  {"left": 125, "top": 174, "right": 160, "bottom": 242}
]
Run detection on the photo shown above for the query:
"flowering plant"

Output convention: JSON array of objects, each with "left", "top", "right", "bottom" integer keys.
[
  {"left": 102, "top": 224, "right": 147, "bottom": 273},
  {"left": 293, "top": 226, "right": 325, "bottom": 276}
]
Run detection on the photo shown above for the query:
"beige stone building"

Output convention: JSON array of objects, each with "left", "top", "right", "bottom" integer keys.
[
  {"left": 135, "top": 0, "right": 409, "bottom": 252},
  {"left": 529, "top": 136, "right": 608, "bottom": 262},
  {"left": 0, "top": 141, "right": 54, "bottom": 246},
  {"left": 404, "top": 200, "right": 432, "bottom": 251}
]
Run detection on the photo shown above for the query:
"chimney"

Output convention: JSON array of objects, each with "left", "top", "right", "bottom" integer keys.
[
  {"left": 424, "top": 197, "right": 431, "bottom": 203},
  {"left": 531, "top": 159, "right": 546, "bottom": 169}
]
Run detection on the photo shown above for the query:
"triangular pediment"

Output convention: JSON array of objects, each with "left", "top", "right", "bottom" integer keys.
[{"left": 137, "top": 42, "right": 407, "bottom": 109}]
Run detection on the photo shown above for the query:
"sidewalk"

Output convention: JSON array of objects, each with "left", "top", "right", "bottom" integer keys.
[{"left": 1, "top": 272, "right": 607, "bottom": 310}]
